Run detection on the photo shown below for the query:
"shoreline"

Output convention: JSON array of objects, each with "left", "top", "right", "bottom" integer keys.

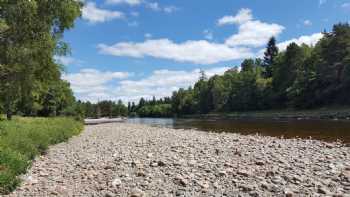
[
  {"left": 8, "top": 123, "right": 350, "bottom": 196},
  {"left": 180, "top": 107, "right": 350, "bottom": 121}
]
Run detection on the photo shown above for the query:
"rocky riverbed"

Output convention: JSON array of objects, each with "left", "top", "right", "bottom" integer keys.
[{"left": 8, "top": 123, "right": 350, "bottom": 196}]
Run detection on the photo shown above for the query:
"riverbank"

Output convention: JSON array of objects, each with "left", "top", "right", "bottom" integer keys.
[
  {"left": 182, "top": 107, "right": 350, "bottom": 120},
  {"left": 0, "top": 117, "right": 83, "bottom": 194},
  {"left": 8, "top": 123, "right": 350, "bottom": 196}
]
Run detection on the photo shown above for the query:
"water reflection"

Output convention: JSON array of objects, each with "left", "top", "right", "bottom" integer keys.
[{"left": 127, "top": 118, "right": 350, "bottom": 143}]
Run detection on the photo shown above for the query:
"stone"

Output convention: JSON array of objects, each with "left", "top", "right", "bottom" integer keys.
[
  {"left": 150, "top": 162, "right": 158, "bottom": 167},
  {"left": 104, "top": 191, "right": 115, "bottom": 197},
  {"left": 237, "top": 170, "right": 250, "bottom": 177},
  {"left": 136, "top": 171, "right": 146, "bottom": 177},
  {"left": 157, "top": 160, "right": 166, "bottom": 167},
  {"left": 317, "top": 187, "right": 329, "bottom": 194},
  {"left": 284, "top": 189, "right": 293, "bottom": 197},
  {"left": 218, "top": 170, "right": 227, "bottom": 176},
  {"left": 130, "top": 188, "right": 145, "bottom": 197},
  {"left": 239, "top": 184, "right": 253, "bottom": 192},
  {"left": 198, "top": 181, "right": 210, "bottom": 189},
  {"left": 175, "top": 175, "right": 188, "bottom": 187},
  {"left": 111, "top": 178, "right": 122, "bottom": 187}
]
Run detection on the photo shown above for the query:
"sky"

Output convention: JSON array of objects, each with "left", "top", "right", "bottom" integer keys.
[{"left": 57, "top": 0, "right": 350, "bottom": 103}]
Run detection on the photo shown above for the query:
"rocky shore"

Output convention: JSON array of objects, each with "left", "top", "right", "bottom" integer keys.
[{"left": 8, "top": 123, "right": 350, "bottom": 196}]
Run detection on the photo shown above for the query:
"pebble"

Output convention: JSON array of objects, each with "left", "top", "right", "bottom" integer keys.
[
  {"left": 6, "top": 123, "right": 350, "bottom": 196},
  {"left": 130, "top": 188, "right": 144, "bottom": 197},
  {"left": 111, "top": 178, "right": 122, "bottom": 187}
]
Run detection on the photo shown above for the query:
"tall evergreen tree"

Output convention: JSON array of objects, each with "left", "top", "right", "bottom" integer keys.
[{"left": 263, "top": 37, "right": 279, "bottom": 78}]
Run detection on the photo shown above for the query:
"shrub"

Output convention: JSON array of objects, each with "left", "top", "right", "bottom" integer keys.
[{"left": 0, "top": 117, "right": 83, "bottom": 194}]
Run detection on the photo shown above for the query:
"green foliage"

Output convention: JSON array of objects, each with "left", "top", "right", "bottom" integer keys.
[
  {"left": 0, "top": 117, "right": 83, "bottom": 194},
  {"left": 263, "top": 37, "right": 279, "bottom": 78},
  {"left": 0, "top": 0, "right": 82, "bottom": 120},
  {"left": 136, "top": 23, "right": 350, "bottom": 117},
  {"left": 79, "top": 100, "right": 129, "bottom": 118},
  {"left": 138, "top": 104, "right": 172, "bottom": 117}
]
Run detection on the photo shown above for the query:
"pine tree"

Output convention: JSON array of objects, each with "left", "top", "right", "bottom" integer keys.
[{"left": 263, "top": 37, "right": 279, "bottom": 78}]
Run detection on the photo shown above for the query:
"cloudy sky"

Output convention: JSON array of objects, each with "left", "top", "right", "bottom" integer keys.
[{"left": 58, "top": 0, "right": 350, "bottom": 103}]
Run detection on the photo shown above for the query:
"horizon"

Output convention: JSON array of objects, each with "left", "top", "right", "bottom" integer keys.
[{"left": 57, "top": 0, "right": 350, "bottom": 103}]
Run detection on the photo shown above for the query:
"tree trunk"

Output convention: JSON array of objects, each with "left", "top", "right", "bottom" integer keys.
[
  {"left": 6, "top": 109, "right": 12, "bottom": 120},
  {"left": 5, "top": 93, "right": 12, "bottom": 120}
]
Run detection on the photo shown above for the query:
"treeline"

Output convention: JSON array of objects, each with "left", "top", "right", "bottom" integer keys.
[
  {"left": 172, "top": 23, "right": 350, "bottom": 115},
  {"left": 77, "top": 100, "right": 128, "bottom": 118},
  {"left": 0, "top": 1, "right": 82, "bottom": 120},
  {"left": 78, "top": 97, "right": 172, "bottom": 118},
  {"left": 128, "top": 97, "right": 172, "bottom": 117},
  {"left": 134, "top": 23, "right": 350, "bottom": 117}
]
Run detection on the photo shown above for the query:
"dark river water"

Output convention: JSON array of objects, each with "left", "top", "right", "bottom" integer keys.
[{"left": 126, "top": 118, "right": 350, "bottom": 143}]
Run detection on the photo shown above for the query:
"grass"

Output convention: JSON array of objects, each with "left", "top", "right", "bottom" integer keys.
[{"left": 0, "top": 117, "right": 83, "bottom": 194}]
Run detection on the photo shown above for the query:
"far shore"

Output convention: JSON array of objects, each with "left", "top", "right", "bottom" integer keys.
[{"left": 180, "top": 107, "right": 350, "bottom": 120}]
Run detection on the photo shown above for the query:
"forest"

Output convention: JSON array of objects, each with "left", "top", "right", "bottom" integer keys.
[{"left": 123, "top": 23, "right": 350, "bottom": 118}]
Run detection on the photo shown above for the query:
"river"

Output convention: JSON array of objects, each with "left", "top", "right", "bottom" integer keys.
[{"left": 127, "top": 118, "right": 350, "bottom": 144}]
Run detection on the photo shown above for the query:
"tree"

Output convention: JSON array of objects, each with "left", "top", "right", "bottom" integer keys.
[
  {"left": 0, "top": 0, "right": 82, "bottom": 120},
  {"left": 241, "top": 59, "right": 256, "bottom": 73},
  {"left": 314, "top": 23, "right": 350, "bottom": 105},
  {"left": 263, "top": 37, "right": 279, "bottom": 78}
]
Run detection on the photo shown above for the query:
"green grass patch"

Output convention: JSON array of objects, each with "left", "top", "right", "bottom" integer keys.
[{"left": 0, "top": 117, "right": 83, "bottom": 194}]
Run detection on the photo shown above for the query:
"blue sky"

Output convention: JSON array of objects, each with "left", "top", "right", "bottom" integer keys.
[{"left": 58, "top": 0, "right": 350, "bottom": 103}]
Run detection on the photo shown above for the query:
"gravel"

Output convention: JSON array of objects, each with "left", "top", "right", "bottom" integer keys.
[{"left": 7, "top": 123, "right": 350, "bottom": 196}]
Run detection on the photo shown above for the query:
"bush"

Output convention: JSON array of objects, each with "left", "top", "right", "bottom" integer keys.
[{"left": 0, "top": 117, "right": 83, "bottom": 194}]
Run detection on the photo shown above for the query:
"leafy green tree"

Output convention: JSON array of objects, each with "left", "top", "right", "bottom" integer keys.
[
  {"left": 241, "top": 59, "right": 256, "bottom": 72},
  {"left": 0, "top": 0, "right": 82, "bottom": 120},
  {"left": 273, "top": 43, "right": 305, "bottom": 107},
  {"left": 194, "top": 75, "right": 210, "bottom": 114},
  {"left": 314, "top": 23, "right": 350, "bottom": 105}
]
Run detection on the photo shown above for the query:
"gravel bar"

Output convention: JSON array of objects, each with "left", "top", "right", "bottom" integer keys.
[{"left": 8, "top": 123, "right": 350, "bottom": 196}]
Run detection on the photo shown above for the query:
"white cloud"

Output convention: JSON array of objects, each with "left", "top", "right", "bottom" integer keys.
[
  {"left": 146, "top": 2, "right": 160, "bottom": 11},
  {"left": 277, "top": 33, "right": 323, "bottom": 51},
  {"left": 220, "top": 9, "right": 284, "bottom": 47},
  {"left": 130, "top": 11, "right": 139, "bottom": 17},
  {"left": 105, "top": 0, "right": 142, "bottom": 6},
  {"left": 64, "top": 67, "right": 230, "bottom": 103},
  {"left": 341, "top": 2, "right": 350, "bottom": 9},
  {"left": 225, "top": 20, "right": 284, "bottom": 47},
  {"left": 82, "top": 2, "right": 124, "bottom": 24},
  {"left": 54, "top": 56, "right": 80, "bottom": 65},
  {"left": 303, "top": 20, "right": 312, "bottom": 26},
  {"left": 97, "top": 8, "right": 285, "bottom": 64},
  {"left": 164, "top": 6, "right": 178, "bottom": 13},
  {"left": 319, "top": 0, "right": 327, "bottom": 5},
  {"left": 217, "top": 8, "right": 253, "bottom": 26},
  {"left": 116, "top": 67, "right": 229, "bottom": 101},
  {"left": 144, "top": 33, "right": 152, "bottom": 39},
  {"left": 145, "top": 2, "right": 178, "bottom": 13},
  {"left": 203, "top": 30, "right": 213, "bottom": 40},
  {"left": 256, "top": 32, "right": 324, "bottom": 57},
  {"left": 62, "top": 68, "right": 130, "bottom": 94},
  {"left": 63, "top": 69, "right": 130, "bottom": 93},
  {"left": 127, "top": 21, "right": 139, "bottom": 27},
  {"left": 98, "top": 39, "right": 253, "bottom": 64}
]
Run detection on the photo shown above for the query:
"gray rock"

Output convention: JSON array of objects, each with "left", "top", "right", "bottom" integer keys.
[
  {"left": 130, "top": 188, "right": 145, "bottom": 197},
  {"left": 111, "top": 178, "right": 122, "bottom": 187}
]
